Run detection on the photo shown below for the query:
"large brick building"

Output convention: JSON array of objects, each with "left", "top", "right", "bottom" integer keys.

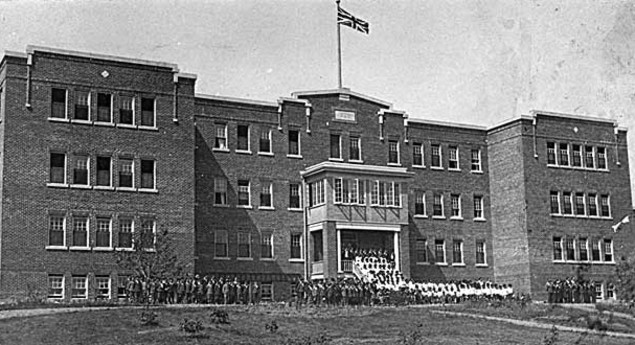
[{"left": 0, "top": 46, "right": 632, "bottom": 302}]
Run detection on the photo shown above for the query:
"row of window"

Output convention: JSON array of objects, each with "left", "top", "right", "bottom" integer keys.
[
  {"left": 333, "top": 179, "right": 403, "bottom": 207},
  {"left": 50, "top": 88, "right": 157, "bottom": 128},
  {"left": 552, "top": 237, "right": 614, "bottom": 263},
  {"left": 213, "top": 179, "right": 301, "bottom": 209},
  {"left": 47, "top": 274, "right": 276, "bottom": 301},
  {"left": 414, "top": 191, "right": 485, "bottom": 220},
  {"left": 415, "top": 239, "right": 488, "bottom": 266},
  {"left": 549, "top": 191, "right": 611, "bottom": 218},
  {"left": 213, "top": 231, "right": 303, "bottom": 261},
  {"left": 213, "top": 123, "right": 484, "bottom": 172},
  {"left": 47, "top": 213, "right": 156, "bottom": 250},
  {"left": 547, "top": 142, "right": 608, "bottom": 170},
  {"left": 49, "top": 153, "right": 156, "bottom": 191}
]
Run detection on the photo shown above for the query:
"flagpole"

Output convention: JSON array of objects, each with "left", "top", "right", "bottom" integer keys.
[{"left": 336, "top": 0, "right": 343, "bottom": 89}]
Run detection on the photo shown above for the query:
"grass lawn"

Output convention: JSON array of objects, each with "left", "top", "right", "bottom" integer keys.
[{"left": 0, "top": 304, "right": 632, "bottom": 345}]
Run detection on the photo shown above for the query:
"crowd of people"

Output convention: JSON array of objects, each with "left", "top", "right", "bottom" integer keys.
[
  {"left": 124, "top": 276, "right": 261, "bottom": 305},
  {"left": 545, "top": 278, "right": 598, "bottom": 304}
]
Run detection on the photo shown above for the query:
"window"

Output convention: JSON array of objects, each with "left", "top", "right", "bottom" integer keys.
[
  {"left": 572, "top": 144, "right": 582, "bottom": 167},
  {"left": 588, "top": 193, "right": 598, "bottom": 217},
  {"left": 471, "top": 149, "right": 481, "bottom": 171},
  {"left": 50, "top": 152, "right": 66, "bottom": 184},
  {"left": 334, "top": 178, "right": 343, "bottom": 204},
  {"left": 358, "top": 179, "right": 365, "bottom": 205},
  {"left": 261, "top": 282, "right": 273, "bottom": 301},
  {"left": 74, "top": 90, "right": 90, "bottom": 121},
  {"left": 261, "top": 233, "right": 273, "bottom": 259},
  {"left": 547, "top": 142, "right": 556, "bottom": 165},
  {"left": 96, "top": 156, "right": 111, "bottom": 187},
  {"left": 49, "top": 215, "right": 65, "bottom": 247},
  {"left": 413, "top": 143, "right": 424, "bottom": 167},
  {"left": 592, "top": 240, "right": 601, "bottom": 262},
  {"left": 575, "top": 193, "right": 585, "bottom": 216},
  {"left": 450, "top": 194, "right": 461, "bottom": 218},
  {"left": 431, "top": 144, "right": 442, "bottom": 168},
  {"left": 565, "top": 237, "right": 575, "bottom": 261},
  {"left": 550, "top": 191, "right": 560, "bottom": 215},
  {"left": 118, "top": 218, "right": 133, "bottom": 248},
  {"left": 119, "top": 95, "right": 134, "bottom": 125},
  {"left": 350, "top": 179, "right": 358, "bottom": 204},
  {"left": 393, "top": 183, "right": 401, "bottom": 207},
  {"left": 238, "top": 232, "right": 251, "bottom": 258},
  {"left": 95, "top": 217, "right": 112, "bottom": 248},
  {"left": 214, "top": 124, "right": 227, "bottom": 150},
  {"left": 473, "top": 195, "right": 484, "bottom": 219},
  {"left": 309, "top": 180, "right": 325, "bottom": 207},
  {"left": 452, "top": 240, "right": 464, "bottom": 264},
  {"left": 237, "top": 125, "right": 250, "bottom": 152},
  {"left": 476, "top": 240, "right": 486, "bottom": 265},
  {"left": 388, "top": 140, "right": 399, "bottom": 164},
  {"left": 415, "top": 239, "right": 428, "bottom": 263},
  {"left": 559, "top": 143, "right": 569, "bottom": 166},
  {"left": 378, "top": 182, "right": 386, "bottom": 206},
  {"left": 434, "top": 239, "right": 446, "bottom": 264},
  {"left": 578, "top": 238, "right": 588, "bottom": 261},
  {"left": 595, "top": 283, "right": 604, "bottom": 300},
  {"left": 553, "top": 237, "right": 563, "bottom": 261},
  {"left": 603, "top": 239, "right": 613, "bottom": 262},
  {"left": 215, "top": 231, "right": 228, "bottom": 258},
  {"left": 73, "top": 155, "right": 89, "bottom": 186},
  {"left": 330, "top": 134, "right": 341, "bottom": 159},
  {"left": 96, "top": 93, "right": 112, "bottom": 122},
  {"left": 259, "top": 128, "right": 272, "bottom": 153},
  {"left": 415, "top": 190, "right": 426, "bottom": 216},
  {"left": 349, "top": 137, "right": 361, "bottom": 161},
  {"left": 597, "top": 147, "right": 607, "bottom": 169},
  {"left": 607, "top": 283, "right": 616, "bottom": 300},
  {"left": 71, "top": 276, "right": 88, "bottom": 299},
  {"left": 289, "top": 183, "right": 301, "bottom": 209},
  {"left": 140, "top": 219, "right": 155, "bottom": 249},
  {"left": 371, "top": 181, "right": 379, "bottom": 206},
  {"left": 260, "top": 182, "right": 273, "bottom": 208},
  {"left": 585, "top": 146, "right": 595, "bottom": 168},
  {"left": 433, "top": 193, "right": 444, "bottom": 217},
  {"left": 140, "top": 159, "right": 155, "bottom": 190},
  {"left": 288, "top": 130, "right": 300, "bottom": 156},
  {"left": 140, "top": 97, "right": 155, "bottom": 127},
  {"left": 51, "top": 88, "right": 67, "bottom": 119},
  {"left": 600, "top": 195, "right": 610, "bottom": 217},
  {"left": 562, "top": 192, "right": 573, "bottom": 215},
  {"left": 290, "top": 233, "right": 302, "bottom": 260},
  {"left": 238, "top": 180, "right": 251, "bottom": 207},
  {"left": 214, "top": 178, "right": 227, "bottom": 206},
  {"left": 48, "top": 275, "right": 64, "bottom": 299},
  {"left": 72, "top": 216, "right": 88, "bottom": 248},
  {"left": 117, "top": 276, "right": 129, "bottom": 299},
  {"left": 118, "top": 158, "right": 134, "bottom": 188},
  {"left": 96, "top": 276, "right": 111, "bottom": 299},
  {"left": 448, "top": 146, "right": 459, "bottom": 170},
  {"left": 386, "top": 182, "right": 394, "bottom": 206}
]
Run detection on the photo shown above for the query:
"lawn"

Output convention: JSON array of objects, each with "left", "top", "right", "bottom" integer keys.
[{"left": 0, "top": 304, "right": 632, "bottom": 345}]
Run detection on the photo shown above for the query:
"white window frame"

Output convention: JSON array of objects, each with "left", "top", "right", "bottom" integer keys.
[
  {"left": 237, "top": 232, "right": 252, "bottom": 259},
  {"left": 435, "top": 239, "right": 446, "bottom": 265},
  {"left": 95, "top": 217, "right": 113, "bottom": 250},
  {"left": 578, "top": 237, "right": 589, "bottom": 262},
  {"left": 450, "top": 194, "right": 462, "bottom": 219},
  {"left": 603, "top": 239, "right": 614, "bottom": 263},
  {"left": 588, "top": 193, "right": 598, "bottom": 217},
  {"left": 414, "top": 190, "right": 427, "bottom": 217},
  {"left": 388, "top": 140, "right": 400, "bottom": 165},
  {"left": 330, "top": 134, "right": 342, "bottom": 160},
  {"left": 550, "top": 191, "right": 561, "bottom": 215},
  {"left": 471, "top": 149, "right": 482, "bottom": 172},
  {"left": 118, "top": 95, "right": 135, "bottom": 127},
  {"left": 260, "top": 232, "right": 274, "bottom": 260},
  {"left": 565, "top": 237, "right": 576, "bottom": 261},
  {"left": 575, "top": 192, "right": 586, "bottom": 217},
  {"left": 415, "top": 238, "right": 428, "bottom": 264},
  {"left": 559, "top": 143, "right": 570, "bottom": 166},
  {"left": 139, "top": 159, "right": 156, "bottom": 191},
  {"left": 117, "top": 218, "right": 134, "bottom": 249},
  {"left": 475, "top": 240, "right": 487, "bottom": 266},
  {"left": 237, "top": 180, "right": 252, "bottom": 208},
  {"left": 448, "top": 146, "right": 459, "bottom": 170},
  {"left": 597, "top": 147, "right": 607, "bottom": 170},
  {"left": 585, "top": 146, "right": 595, "bottom": 169},
  {"left": 73, "top": 90, "right": 91, "bottom": 122},
  {"left": 213, "top": 178, "right": 228, "bottom": 206},
  {"left": 413, "top": 142, "right": 425, "bottom": 168},
  {"left": 606, "top": 283, "right": 616, "bottom": 300},
  {"left": 334, "top": 178, "right": 343, "bottom": 204},
  {"left": 571, "top": 144, "right": 582, "bottom": 167},
  {"left": 431, "top": 144, "right": 442, "bottom": 169},
  {"left": 48, "top": 275, "right": 65, "bottom": 300},
  {"left": 432, "top": 193, "right": 444, "bottom": 218},
  {"left": 139, "top": 218, "right": 157, "bottom": 250},
  {"left": 95, "top": 276, "right": 111, "bottom": 299},
  {"left": 139, "top": 97, "right": 156, "bottom": 129},
  {"left": 48, "top": 152, "right": 68, "bottom": 187},
  {"left": 50, "top": 88, "right": 68, "bottom": 120},
  {"left": 547, "top": 142, "right": 557, "bottom": 165},
  {"left": 595, "top": 283, "right": 604, "bottom": 301},
  {"left": 592, "top": 239, "right": 602, "bottom": 262},
  {"left": 290, "top": 233, "right": 303, "bottom": 261},
  {"left": 258, "top": 128, "right": 273, "bottom": 155},
  {"left": 95, "top": 156, "right": 113, "bottom": 189},
  {"left": 71, "top": 275, "right": 88, "bottom": 300},
  {"left": 452, "top": 240, "right": 464, "bottom": 266},
  {"left": 562, "top": 192, "right": 573, "bottom": 215},
  {"left": 214, "top": 230, "right": 229, "bottom": 259},
  {"left": 259, "top": 182, "right": 274, "bottom": 209},
  {"left": 600, "top": 194, "right": 611, "bottom": 218},
  {"left": 117, "top": 158, "right": 135, "bottom": 190},
  {"left": 47, "top": 214, "right": 67, "bottom": 249},
  {"left": 349, "top": 136, "right": 362, "bottom": 162},
  {"left": 95, "top": 92, "right": 113, "bottom": 124},
  {"left": 371, "top": 181, "right": 380, "bottom": 206},
  {"left": 553, "top": 237, "right": 564, "bottom": 262},
  {"left": 236, "top": 124, "right": 251, "bottom": 154},
  {"left": 70, "top": 155, "right": 90, "bottom": 187},
  {"left": 473, "top": 195, "right": 485, "bottom": 220},
  {"left": 287, "top": 129, "right": 301, "bottom": 158},
  {"left": 70, "top": 215, "right": 90, "bottom": 250},
  {"left": 213, "top": 123, "right": 228, "bottom": 151}
]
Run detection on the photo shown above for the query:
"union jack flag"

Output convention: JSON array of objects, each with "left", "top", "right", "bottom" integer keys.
[{"left": 337, "top": 6, "right": 369, "bottom": 34}]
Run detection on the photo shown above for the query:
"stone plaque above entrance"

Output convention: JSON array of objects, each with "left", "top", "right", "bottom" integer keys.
[{"left": 334, "top": 110, "right": 356, "bottom": 122}]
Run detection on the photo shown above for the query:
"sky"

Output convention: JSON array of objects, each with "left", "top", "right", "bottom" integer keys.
[{"left": 2, "top": 0, "right": 635, "bottom": 201}]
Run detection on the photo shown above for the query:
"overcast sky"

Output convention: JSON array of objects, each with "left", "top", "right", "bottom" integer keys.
[{"left": 3, "top": 0, "right": 635, "bottom": 202}]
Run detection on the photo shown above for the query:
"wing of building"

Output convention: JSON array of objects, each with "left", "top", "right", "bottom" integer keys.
[{"left": 0, "top": 46, "right": 631, "bottom": 302}]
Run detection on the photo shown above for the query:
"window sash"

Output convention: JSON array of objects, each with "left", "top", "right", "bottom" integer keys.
[
  {"left": 215, "top": 124, "right": 227, "bottom": 149},
  {"left": 476, "top": 241, "right": 486, "bottom": 264},
  {"left": 330, "top": 134, "right": 341, "bottom": 159},
  {"left": 215, "top": 231, "right": 228, "bottom": 257},
  {"left": 290, "top": 234, "right": 302, "bottom": 259},
  {"left": 260, "top": 234, "right": 273, "bottom": 258},
  {"left": 431, "top": 145, "right": 441, "bottom": 167},
  {"left": 415, "top": 239, "right": 427, "bottom": 263},
  {"left": 260, "top": 183, "right": 272, "bottom": 207},
  {"left": 415, "top": 191, "right": 426, "bottom": 216},
  {"left": 388, "top": 141, "right": 399, "bottom": 164},
  {"left": 96, "top": 94, "right": 112, "bottom": 122},
  {"left": 140, "top": 160, "right": 155, "bottom": 189},
  {"left": 547, "top": 143, "right": 556, "bottom": 165},
  {"left": 140, "top": 98, "right": 155, "bottom": 127},
  {"left": 471, "top": 149, "right": 481, "bottom": 171},
  {"left": 72, "top": 217, "right": 88, "bottom": 247},
  {"left": 448, "top": 147, "right": 458, "bottom": 169},
  {"left": 118, "top": 219, "right": 133, "bottom": 248},
  {"left": 553, "top": 238, "right": 563, "bottom": 261},
  {"left": 433, "top": 194, "right": 443, "bottom": 216},
  {"left": 349, "top": 137, "right": 360, "bottom": 160},
  {"left": 49, "top": 216, "right": 65, "bottom": 246},
  {"left": 288, "top": 130, "right": 299, "bottom": 155},
  {"left": 95, "top": 218, "right": 111, "bottom": 248},
  {"left": 413, "top": 144, "right": 423, "bottom": 166},
  {"left": 50, "top": 153, "right": 66, "bottom": 184},
  {"left": 259, "top": 129, "right": 271, "bottom": 153}
]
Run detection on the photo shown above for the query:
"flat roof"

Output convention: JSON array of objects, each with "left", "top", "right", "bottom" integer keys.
[
  {"left": 301, "top": 161, "right": 414, "bottom": 178},
  {"left": 407, "top": 118, "right": 486, "bottom": 131},
  {"left": 195, "top": 93, "right": 278, "bottom": 108}
]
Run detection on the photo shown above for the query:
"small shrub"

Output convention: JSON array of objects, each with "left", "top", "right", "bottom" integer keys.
[
  {"left": 265, "top": 320, "right": 279, "bottom": 333},
  {"left": 180, "top": 318, "right": 204, "bottom": 334},
  {"left": 139, "top": 311, "right": 159, "bottom": 326},
  {"left": 585, "top": 315, "right": 607, "bottom": 331},
  {"left": 210, "top": 308, "right": 230, "bottom": 324}
]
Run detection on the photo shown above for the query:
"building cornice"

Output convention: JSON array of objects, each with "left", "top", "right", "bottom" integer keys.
[
  {"left": 300, "top": 161, "right": 414, "bottom": 178},
  {"left": 291, "top": 88, "right": 392, "bottom": 108},
  {"left": 407, "top": 118, "right": 486, "bottom": 131},
  {"left": 195, "top": 93, "right": 278, "bottom": 108}
]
